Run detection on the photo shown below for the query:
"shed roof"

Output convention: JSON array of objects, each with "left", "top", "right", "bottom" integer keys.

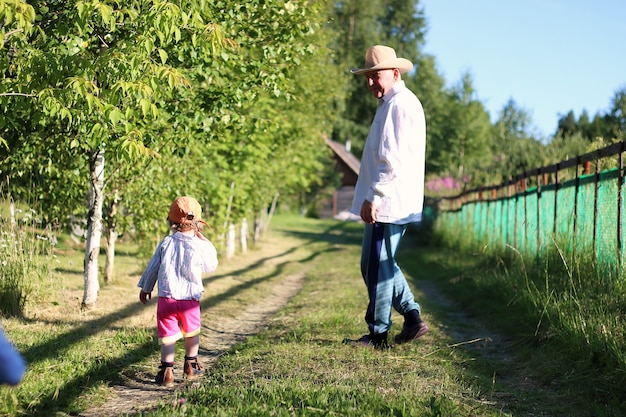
[{"left": 325, "top": 138, "right": 360, "bottom": 175}]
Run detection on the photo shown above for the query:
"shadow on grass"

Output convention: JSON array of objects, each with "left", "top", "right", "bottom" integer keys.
[
  {"left": 18, "top": 221, "right": 350, "bottom": 416},
  {"left": 275, "top": 219, "right": 363, "bottom": 247}
]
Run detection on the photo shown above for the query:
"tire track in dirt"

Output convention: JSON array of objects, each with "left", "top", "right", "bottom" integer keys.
[{"left": 79, "top": 272, "right": 304, "bottom": 417}]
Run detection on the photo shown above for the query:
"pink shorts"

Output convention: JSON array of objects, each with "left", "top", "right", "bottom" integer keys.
[{"left": 157, "top": 297, "right": 201, "bottom": 345}]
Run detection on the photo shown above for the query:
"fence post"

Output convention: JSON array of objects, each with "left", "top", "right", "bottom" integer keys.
[
  {"left": 618, "top": 145, "right": 625, "bottom": 271},
  {"left": 553, "top": 164, "right": 559, "bottom": 237},
  {"left": 573, "top": 158, "right": 581, "bottom": 261},
  {"left": 505, "top": 179, "right": 510, "bottom": 246},
  {"left": 593, "top": 157, "right": 600, "bottom": 264},
  {"left": 537, "top": 171, "right": 542, "bottom": 254},
  {"left": 514, "top": 180, "right": 519, "bottom": 250},
  {"left": 521, "top": 177, "right": 528, "bottom": 255}
]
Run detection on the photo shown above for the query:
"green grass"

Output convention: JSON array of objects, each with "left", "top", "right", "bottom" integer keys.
[
  {"left": 143, "top": 216, "right": 504, "bottom": 417},
  {"left": 1, "top": 213, "right": 624, "bottom": 416},
  {"left": 0, "top": 207, "right": 54, "bottom": 317},
  {"left": 428, "top": 222, "right": 626, "bottom": 416}
]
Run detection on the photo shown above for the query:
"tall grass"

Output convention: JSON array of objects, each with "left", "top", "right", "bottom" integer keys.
[
  {"left": 0, "top": 206, "right": 54, "bottom": 317},
  {"left": 431, "top": 220, "right": 626, "bottom": 407}
]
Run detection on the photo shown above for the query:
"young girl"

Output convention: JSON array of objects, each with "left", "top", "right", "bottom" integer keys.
[{"left": 138, "top": 196, "right": 218, "bottom": 386}]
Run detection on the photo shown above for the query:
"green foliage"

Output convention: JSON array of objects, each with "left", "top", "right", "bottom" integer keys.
[
  {"left": 1, "top": 0, "right": 342, "bottom": 254},
  {"left": 118, "top": 0, "right": 343, "bottom": 241},
  {"left": 555, "top": 86, "right": 626, "bottom": 142},
  {"left": 486, "top": 99, "right": 545, "bottom": 183},
  {"left": 0, "top": 1, "right": 35, "bottom": 49},
  {"left": 545, "top": 131, "right": 592, "bottom": 163},
  {"left": 1, "top": 0, "right": 203, "bottom": 226},
  {"left": 437, "top": 74, "right": 493, "bottom": 186},
  {"left": 327, "top": 0, "right": 427, "bottom": 158}
]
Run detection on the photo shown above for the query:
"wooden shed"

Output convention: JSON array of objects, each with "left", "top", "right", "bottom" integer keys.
[{"left": 324, "top": 138, "right": 361, "bottom": 219}]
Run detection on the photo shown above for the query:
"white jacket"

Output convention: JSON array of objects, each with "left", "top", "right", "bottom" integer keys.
[
  {"left": 350, "top": 81, "right": 426, "bottom": 224},
  {"left": 138, "top": 232, "right": 218, "bottom": 301}
]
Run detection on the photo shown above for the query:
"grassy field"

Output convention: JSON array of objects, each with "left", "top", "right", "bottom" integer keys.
[{"left": 0, "top": 213, "right": 624, "bottom": 416}]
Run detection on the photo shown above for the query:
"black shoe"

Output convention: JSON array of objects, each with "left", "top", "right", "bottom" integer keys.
[
  {"left": 343, "top": 334, "right": 389, "bottom": 349},
  {"left": 394, "top": 321, "right": 429, "bottom": 344}
]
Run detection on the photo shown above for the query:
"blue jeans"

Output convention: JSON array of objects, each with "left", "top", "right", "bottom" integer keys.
[{"left": 361, "top": 222, "right": 420, "bottom": 335}]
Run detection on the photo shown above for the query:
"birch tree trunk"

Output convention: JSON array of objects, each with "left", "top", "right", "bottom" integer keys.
[
  {"left": 7, "top": 176, "right": 16, "bottom": 228},
  {"left": 105, "top": 228, "right": 118, "bottom": 284},
  {"left": 82, "top": 148, "right": 105, "bottom": 309},
  {"left": 254, "top": 215, "right": 262, "bottom": 243},
  {"left": 266, "top": 193, "right": 279, "bottom": 230},
  {"left": 226, "top": 222, "right": 236, "bottom": 259},
  {"left": 105, "top": 189, "right": 119, "bottom": 283},
  {"left": 240, "top": 217, "right": 248, "bottom": 254},
  {"left": 253, "top": 193, "right": 279, "bottom": 242},
  {"left": 8, "top": 197, "right": 15, "bottom": 226}
]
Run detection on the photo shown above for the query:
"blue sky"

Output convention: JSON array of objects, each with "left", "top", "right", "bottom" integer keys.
[{"left": 419, "top": 0, "right": 626, "bottom": 138}]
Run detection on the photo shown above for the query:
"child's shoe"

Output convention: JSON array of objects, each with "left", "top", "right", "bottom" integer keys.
[
  {"left": 183, "top": 356, "right": 205, "bottom": 380},
  {"left": 155, "top": 362, "right": 174, "bottom": 387}
]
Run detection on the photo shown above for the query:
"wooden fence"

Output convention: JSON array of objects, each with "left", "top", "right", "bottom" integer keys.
[{"left": 433, "top": 141, "right": 626, "bottom": 275}]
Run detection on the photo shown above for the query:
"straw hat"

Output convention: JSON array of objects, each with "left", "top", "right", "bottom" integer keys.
[{"left": 351, "top": 45, "right": 413, "bottom": 75}]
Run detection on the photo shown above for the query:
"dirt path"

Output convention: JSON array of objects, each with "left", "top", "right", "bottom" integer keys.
[
  {"left": 79, "top": 271, "right": 305, "bottom": 417},
  {"left": 79, "top": 275, "right": 527, "bottom": 417},
  {"left": 75, "top": 232, "right": 541, "bottom": 417}
]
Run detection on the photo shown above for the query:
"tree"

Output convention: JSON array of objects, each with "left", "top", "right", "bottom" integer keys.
[
  {"left": 605, "top": 86, "right": 626, "bottom": 141},
  {"left": 327, "top": 0, "right": 427, "bottom": 157},
  {"left": 584, "top": 113, "right": 605, "bottom": 141},
  {"left": 2, "top": 2, "right": 186, "bottom": 306},
  {"left": 406, "top": 54, "right": 445, "bottom": 141},
  {"left": 556, "top": 110, "right": 577, "bottom": 137},
  {"left": 429, "top": 73, "right": 492, "bottom": 186},
  {"left": 491, "top": 99, "right": 545, "bottom": 182},
  {"left": 2, "top": 0, "right": 335, "bottom": 308},
  {"left": 546, "top": 132, "right": 590, "bottom": 165},
  {"left": 578, "top": 109, "right": 591, "bottom": 139}
]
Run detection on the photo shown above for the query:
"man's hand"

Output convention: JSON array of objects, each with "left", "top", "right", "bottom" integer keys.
[
  {"left": 139, "top": 290, "right": 152, "bottom": 304},
  {"left": 359, "top": 200, "right": 377, "bottom": 224}
]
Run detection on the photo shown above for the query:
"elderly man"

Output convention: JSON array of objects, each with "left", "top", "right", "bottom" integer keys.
[{"left": 345, "top": 45, "right": 429, "bottom": 348}]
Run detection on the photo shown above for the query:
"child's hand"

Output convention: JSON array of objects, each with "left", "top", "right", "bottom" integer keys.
[{"left": 139, "top": 290, "right": 152, "bottom": 304}]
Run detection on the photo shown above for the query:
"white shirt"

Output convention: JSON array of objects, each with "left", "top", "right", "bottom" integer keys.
[
  {"left": 138, "top": 232, "right": 218, "bottom": 301},
  {"left": 350, "top": 80, "right": 426, "bottom": 224}
]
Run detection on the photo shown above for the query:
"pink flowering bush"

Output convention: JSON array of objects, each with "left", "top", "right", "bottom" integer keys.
[{"left": 426, "top": 175, "right": 465, "bottom": 196}]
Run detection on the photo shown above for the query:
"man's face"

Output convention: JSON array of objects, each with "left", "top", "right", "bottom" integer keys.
[{"left": 364, "top": 69, "right": 397, "bottom": 99}]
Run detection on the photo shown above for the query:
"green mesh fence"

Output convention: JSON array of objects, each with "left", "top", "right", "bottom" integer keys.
[{"left": 431, "top": 167, "right": 624, "bottom": 276}]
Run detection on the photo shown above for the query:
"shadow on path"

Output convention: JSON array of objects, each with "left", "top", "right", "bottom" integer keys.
[{"left": 18, "top": 221, "right": 351, "bottom": 417}]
